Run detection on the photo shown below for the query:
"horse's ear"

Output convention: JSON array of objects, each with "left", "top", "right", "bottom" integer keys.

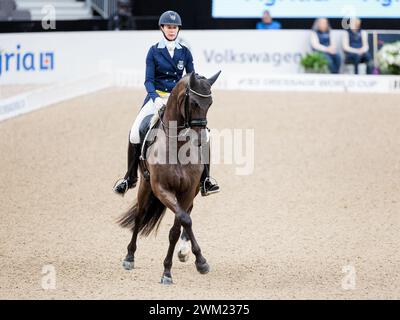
[
  {"left": 207, "top": 70, "right": 222, "bottom": 86},
  {"left": 189, "top": 72, "right": 196, "bottom": 88}
]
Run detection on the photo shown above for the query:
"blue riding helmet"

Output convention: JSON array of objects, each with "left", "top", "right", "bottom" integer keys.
[{"left": 158, "top": 10, "right": 182, "bottom": 27}]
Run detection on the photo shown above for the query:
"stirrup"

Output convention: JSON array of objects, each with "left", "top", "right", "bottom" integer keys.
[{"left": 201, "top": 177, "right": 220, "bottom": 197}]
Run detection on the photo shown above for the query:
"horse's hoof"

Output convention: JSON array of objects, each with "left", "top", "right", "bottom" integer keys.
[
  {"left": 177, "top": 250, "right": 189, "bottom": 263},
  {"left": 196, "top": 261, "right": 210, "bottom": 274},
  {"left": 160, "top": 275, "right": 173, "bottom": 285},
  {"left": 122, "top": 260, "right": 134, "bottom": 270}
]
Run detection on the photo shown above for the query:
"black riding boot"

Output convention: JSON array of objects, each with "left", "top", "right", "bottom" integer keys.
[
  {"left": 113, "top": 143, "right": 141, "bottom": 196},
  {"left": 200, "top": 163, "right": 220, "bottom": 196}
]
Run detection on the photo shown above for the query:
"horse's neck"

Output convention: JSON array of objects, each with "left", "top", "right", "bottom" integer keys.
[{"left": 162, "top": 96, "right": 185, "bottom": 129}]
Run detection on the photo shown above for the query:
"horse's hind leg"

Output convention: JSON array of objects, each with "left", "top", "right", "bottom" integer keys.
[
  {"left": 160, "top": 217, "right": 181, "bottom": 284},
  {"left": 177, "top": 229, "right": 190, "bottom": 262},
  {"left": 123, "top": 224, "right": 139, "bottom": 270},
  {"left": 122, "top": 180, "right": 151, "bottom": 270}
]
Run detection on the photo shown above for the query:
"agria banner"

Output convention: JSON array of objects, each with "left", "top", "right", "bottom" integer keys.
[
  {"left": 0, "top": 44, "right": 54, "bottom": 78},
  {"left": 212, "top": 0, "right": 400, "bottom": 18}
]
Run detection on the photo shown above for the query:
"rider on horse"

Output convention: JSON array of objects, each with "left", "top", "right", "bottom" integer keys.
[{"left": 113, "top": 10, "right": 220, "bottom": 197}]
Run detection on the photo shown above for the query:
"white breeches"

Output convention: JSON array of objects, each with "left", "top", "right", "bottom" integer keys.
[{"left": 129, "top": 94, "right": 169, "bottom": 144}]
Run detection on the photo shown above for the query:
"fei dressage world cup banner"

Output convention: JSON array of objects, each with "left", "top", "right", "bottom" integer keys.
[
  {"left": 212, "top": 0, "right": 400, "bottom": 18},
  {"left": 0, "top": 30, "right": 340, "bottom": 85}
]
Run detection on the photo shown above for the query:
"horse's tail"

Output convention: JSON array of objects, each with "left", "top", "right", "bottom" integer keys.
[{"left": 117, "top": 192, "right": 167, "bottom": 236}]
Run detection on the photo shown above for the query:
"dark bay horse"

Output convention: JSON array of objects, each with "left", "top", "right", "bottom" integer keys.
[{"left": 118, "top": 71, "right": 221, "bottom": 284}]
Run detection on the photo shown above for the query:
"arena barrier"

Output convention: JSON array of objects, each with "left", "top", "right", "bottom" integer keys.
[
  {"left": 2, "top": 30, "right": 399, "bottom": 84},
  {"left": 0, "top": 72, "right": 111, "bottom": 122}
]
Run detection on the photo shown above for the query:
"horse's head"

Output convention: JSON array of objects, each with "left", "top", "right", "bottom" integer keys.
[{"left": 172, "top": 71, "right": 221, "bottom": 130}]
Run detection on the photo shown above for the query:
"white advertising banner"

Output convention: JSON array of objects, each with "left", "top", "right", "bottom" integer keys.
[
  {"left": 0, "top": 30, "right": 345, "bottom": 85},
  {"left": 212, "top": 0, "right": 400, "bottom": 18},
  {"left": 226, "top": 74, "right": 400, "bottom": 93}
]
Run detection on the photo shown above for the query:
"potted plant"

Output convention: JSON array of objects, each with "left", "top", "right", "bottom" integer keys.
[
  {"left": 377, "top": 41, "right": 400, "bottom": 75},
  {"left": 300, "top": 52, "right": 329, "bottom": 73}
]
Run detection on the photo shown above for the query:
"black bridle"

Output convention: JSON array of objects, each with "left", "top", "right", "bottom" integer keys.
[
  {"left": 159, "top": 83, "right": 212, "bottom": 134},
  {"left": 183, "top": 85, "right": 211, "bottom": 128}
]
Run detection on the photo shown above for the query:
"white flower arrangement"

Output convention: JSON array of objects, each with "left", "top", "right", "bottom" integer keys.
[{"left": 377, "top": 41, "right": 400, "bottom": 75}]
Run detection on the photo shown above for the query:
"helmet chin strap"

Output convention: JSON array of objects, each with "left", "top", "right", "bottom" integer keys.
[{"left": 160, "top": 27, "right": 180, "bottom": 42}]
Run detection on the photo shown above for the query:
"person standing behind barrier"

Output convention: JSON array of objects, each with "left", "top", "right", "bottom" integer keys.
[
  {"left": 256, "top": 10, "right": 281, "bottom": 30},
  {"left": 310, "top": 18, "right": 341, "bottom": 74},
  {"left": 342, "top": 18, "right": 372, "bottom": 74},
  {"left": 108, "top": 0, "right": 136, "bottom": 30}
]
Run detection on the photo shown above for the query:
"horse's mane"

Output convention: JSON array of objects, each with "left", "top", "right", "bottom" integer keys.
[{"left": 149, "top": 72, "right": 209, "bottom": 128}]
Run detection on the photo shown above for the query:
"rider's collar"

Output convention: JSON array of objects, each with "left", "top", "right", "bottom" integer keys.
[{"left": 157, "top": 38, "right": 182, "bottom": 50}]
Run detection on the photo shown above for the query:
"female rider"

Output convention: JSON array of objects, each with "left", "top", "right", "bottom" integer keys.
[{"left": 113, "top": 10, "right": 219, "bottom": 197}]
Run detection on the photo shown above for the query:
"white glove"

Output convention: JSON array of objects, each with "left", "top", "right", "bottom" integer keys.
[{"left": 154, "top": 97, "right": 165, "bottom": 110}]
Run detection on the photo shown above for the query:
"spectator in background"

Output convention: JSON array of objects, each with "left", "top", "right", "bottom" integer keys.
[
  {"left": 256, "top": 10, "right": 281, "bottom": 30},
  {"left": 0, "top": 0, "right": 16, "bottom": 20},
  {"left": 311, "top": 18, "right": 341, "bottom": 74},
  {"left": 342, "top": 18, "right": 372, "bottom": 74},
  {"left": 0, "top": 0, "right": 30, "bottom": 21},
  {"left": 108, "top": 0, "right": 136, "bottom": 30}
]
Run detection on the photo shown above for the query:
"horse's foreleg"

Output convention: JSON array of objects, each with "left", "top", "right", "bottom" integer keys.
[
  {"left": 160, "top": 217, "right": 181, "bottom": 284},
  {"left": 177, "top": 209, "right": 210, "bottom": 274},
  {"left": 155, "top": 189, "right": 209, "bottom": 281},
  {"left": 177, "top": 206, "right": 192, "bottom": 263}
]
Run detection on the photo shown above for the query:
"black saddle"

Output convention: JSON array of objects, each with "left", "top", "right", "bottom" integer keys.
[{"left": 138, "top": 108, "right": 165, "bottom": 180}]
